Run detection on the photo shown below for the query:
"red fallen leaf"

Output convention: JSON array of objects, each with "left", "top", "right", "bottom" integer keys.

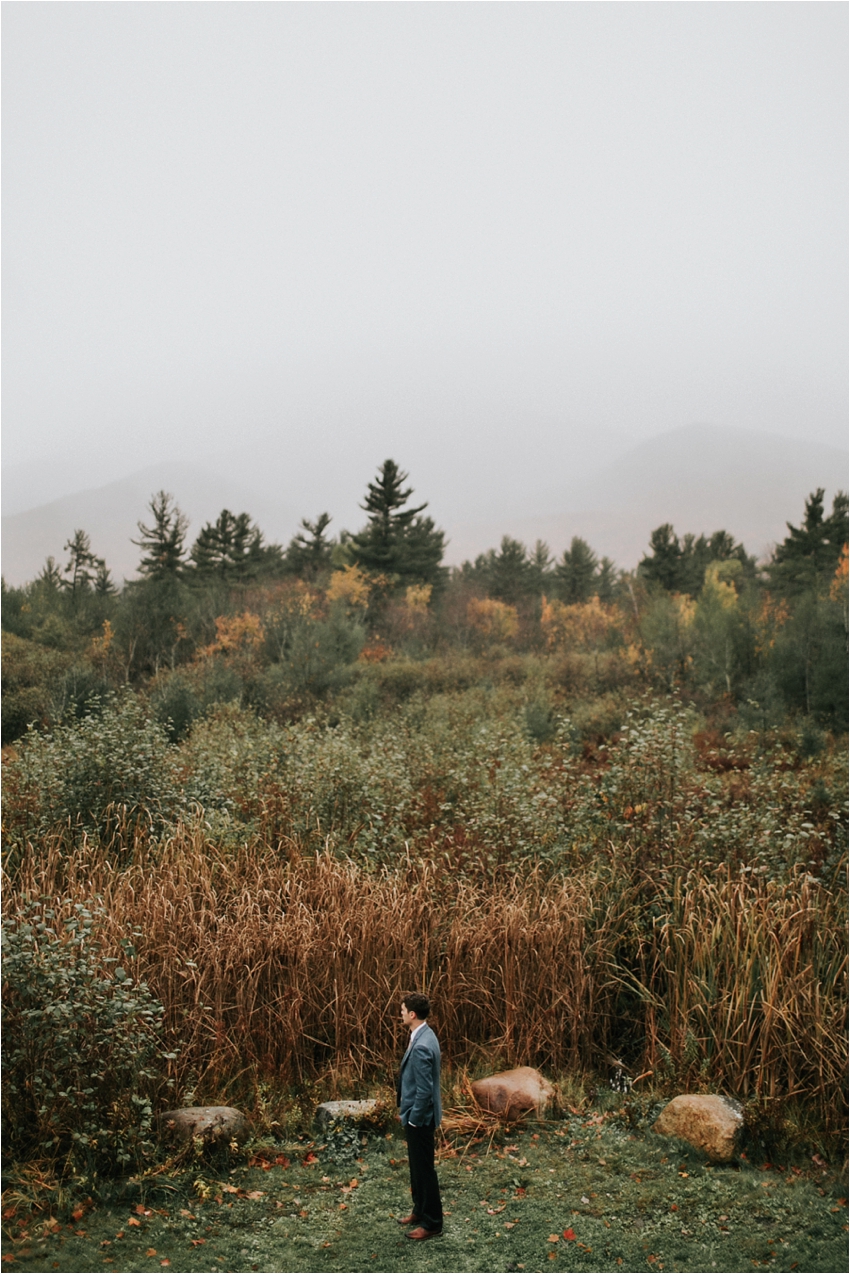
[
  {"left": 70, "top": 1208, "right": 85, "bottom": 1222},
  {"left": 303, "top": 1153, "right": 319, "bottom": 1166},
  {"left": 670, "top": 1204, "right": 678, "bottom": 1212},
  {"left": 2, "top": 1256, "right": 17, "bottom": 1265},
  {"left": 275, "top": 1155, "right": 290, "bottom": 1168},
  {"left": 547, "top": 1254, "right": 556, "bottom": 1261},
  {"left": 135, "top": 1205, "right": 152, "bottom": 1216},
  {"left": 190, "top": 1239, "right": 206, "bottom": 1247},
  {"left": 2, "top": 1210, "right": 16, "bottom": 1221},
  {"left": 563, "top": 1228, "right": 577, "bottom": 1241}
]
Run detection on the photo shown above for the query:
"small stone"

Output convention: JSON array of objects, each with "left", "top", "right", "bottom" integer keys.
[
  {"left": 158, "top": 1106, "right": 250, "bottom": 1145},
  {"left": 470, "top": 1068, "right": 555, "bottom": 1120},
  {"left": 652, "top": 1095, "right": 743, "bottom": 1163}
]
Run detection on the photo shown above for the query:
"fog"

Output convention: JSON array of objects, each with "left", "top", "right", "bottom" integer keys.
[{"left": 3, "top": 3, "right": 847, "bottom": 548}]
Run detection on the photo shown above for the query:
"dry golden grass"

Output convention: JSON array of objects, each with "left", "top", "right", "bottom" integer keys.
[{"left": 4, "top": 827, "right": 847, "bottom": 1141}]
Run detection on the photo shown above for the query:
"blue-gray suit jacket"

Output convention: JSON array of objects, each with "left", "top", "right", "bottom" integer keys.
[{"left": 398, "top": 1023, "right": 443, "bottom": 1129}]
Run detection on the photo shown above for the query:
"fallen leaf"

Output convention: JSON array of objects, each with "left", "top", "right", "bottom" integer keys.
[
  {"left": 179, "top": 1211, "right": 195, "bottom": 1220},
  {"left": 564, "top": 1228, "right": 577, "bottom": 1241},
  {"left": 146, "top": 1248, "right": 157, "bottom": 1257},
  {"left": 160, "top": 1262, "right": 170, "bottom": 1268},
  {"left": 135, "top": 1205, "right": 152, "bottom": 1216},
  {"left": 339, "top": 1203, "right": 347, "bottom": 1211},
  {"left": 245, "top": 1191, "right": 265, "bottom": 1200},
  {"left": 70, "top": 1208, "right": 85, "bottom": 1222},
  {"left": 190, "top": 1239, "right": 206, "bottom": 1247},
  {"left": 128, "top": 1217, "right": 141, "bottom": 1227},
  {"left": 581, "top": 1196, "right": 590, "bottom": 1204},
  {"left": 547, "top": 1233, "right": 560, "bottom": 1243},
  {"left": 670, "top": 1205, "right": 678, "bottom": 1212},
  {"left": 303, "top": 1152, "right": 319, "bottom": 1166},
  {"left": 221, "top": 1184, "right": 239, "bottom": 1195},
  {"left": 547, "top": 1253, "right": 556, "bottom": 1261}
]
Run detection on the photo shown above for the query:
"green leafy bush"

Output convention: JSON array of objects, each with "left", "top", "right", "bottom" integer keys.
[
  {"left": 3, "top": 691, "right": 184, "bottom": 845},
  {"left": 1, "top": 901, "right": 169, "bottom": 1175}
]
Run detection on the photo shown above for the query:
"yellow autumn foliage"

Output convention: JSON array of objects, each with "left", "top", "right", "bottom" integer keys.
[
  {"left": 466, "top": 597, "right": 519, "bottom": 642},
  {"left": 326, "top": 564, "right": 371, "bottom": 609},
  {"left": 540, "top": 595, "right": 618, "bottom": 651}
]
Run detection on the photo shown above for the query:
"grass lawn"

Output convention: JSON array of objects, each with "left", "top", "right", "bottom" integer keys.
[{"left": 3, "top": 1112, "right": 847, "bottom": 1274}]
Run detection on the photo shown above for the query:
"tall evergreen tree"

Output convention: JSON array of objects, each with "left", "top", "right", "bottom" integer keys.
[
  {"left": 133, "top": 492, "right": 188, "bottom": 580},
  {"left": 528, "top": 540, "right": 554, "bottom": 593},
  {"left": 639, "top": 524, "right": 682, "bottom": 592},
  {"left": 595, "top": 556, "right": 617, "bottom": 602},
  {"left": 770, "top": 489, "right": 849, "bottom": 596},
  {"left": 285, "top": 512, "right": 334, "bottom": 581},
  {"left": 62, "top": 529, "right": 103, "bottom": 598},
  {"left": 487, "top": 537, "right": 532, "bottom": 605},
  {"left": 350, "top": 460, "right": 445, "bottom": 587},
  {"left": 189, "top": 509, "right": 279, "bottom": 582},
  {"left": 555, "top": 537, "right": 598, "bottom": 603}
]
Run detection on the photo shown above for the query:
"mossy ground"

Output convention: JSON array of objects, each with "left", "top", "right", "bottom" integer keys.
[{"left": 3, "top": 1112, "right": 846, "bottom": 1274}]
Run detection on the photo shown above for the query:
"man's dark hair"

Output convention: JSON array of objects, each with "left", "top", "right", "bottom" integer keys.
[{"left": 402, "top": 992, "right": 430, "bottom": 1020}]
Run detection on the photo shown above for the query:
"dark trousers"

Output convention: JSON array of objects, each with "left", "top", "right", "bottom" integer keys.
[{"left": 404, "top": 1122, "right": 443, "bottom": 1232}]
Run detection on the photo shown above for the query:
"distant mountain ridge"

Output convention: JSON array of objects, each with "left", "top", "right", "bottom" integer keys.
[{"left": 2, "top": 425, "right": 846, "bottom": 585}]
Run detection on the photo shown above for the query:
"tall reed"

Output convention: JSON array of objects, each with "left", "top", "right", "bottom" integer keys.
[{"left": 5, "top": 825, "right": 845, "bottom": 1141}]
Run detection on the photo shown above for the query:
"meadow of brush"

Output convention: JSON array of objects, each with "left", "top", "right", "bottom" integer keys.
[{"left": 2, "top": 647, "right": 847, "bottom": 1201}]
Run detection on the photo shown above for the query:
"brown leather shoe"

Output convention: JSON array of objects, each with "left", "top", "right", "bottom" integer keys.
[
  {"left": 406, "top": 1226, "right": 442, "bottom": 1240},
  {"left": 396, "top": 1214, "right": 418, "bottom": 1226}
]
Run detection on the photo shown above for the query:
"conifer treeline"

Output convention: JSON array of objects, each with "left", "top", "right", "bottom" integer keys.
[{"left": 2, "top": 459, "right": 847, "bottom": 741}]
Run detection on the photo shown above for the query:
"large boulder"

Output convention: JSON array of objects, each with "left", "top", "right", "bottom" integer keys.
[
  {"left": 652, "top": 1095, "right": 743, "bottom": 1163},
  {"left": 315, "top": 1099, "right": 380, "bottom": 1128},
  {"left": 159, "top": 1106, "right": 250, "bottom": 1145},
  {"left": 470, "top": 1067, "right": 555, "bottom": 1121}
]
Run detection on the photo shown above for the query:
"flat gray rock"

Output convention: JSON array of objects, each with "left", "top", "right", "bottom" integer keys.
[
  {"left": 315, "top": 1099, "right": 380, "bottom": 1127},
  {"left": 159, "top": 1105, "right": 250, "bottom": 1144}
]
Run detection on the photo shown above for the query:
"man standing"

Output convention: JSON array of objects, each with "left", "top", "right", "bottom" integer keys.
[{"left": 396, "top": 992, "right": 443, "bottom": 1240}]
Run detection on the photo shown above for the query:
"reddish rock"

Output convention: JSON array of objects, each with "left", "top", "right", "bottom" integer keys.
[
  {"left": 652, "top": 1095, "right": 743, "bottom": 1162},
  {"left": 470, "top": 1067, "right": 555, "bottom": 1120},
  {"left": 158, "top": 1105, "right": 250, "bottom": 1145}
]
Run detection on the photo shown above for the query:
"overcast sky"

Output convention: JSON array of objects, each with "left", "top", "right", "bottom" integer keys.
[{"left": 3, "top": 2, "right": 847, "bottom": 515}]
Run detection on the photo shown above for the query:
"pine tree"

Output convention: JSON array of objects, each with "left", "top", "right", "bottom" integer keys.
[
  {"left": 770, "top": 489, "right": 849, "bottom": 596},
  {"left": 488, "top": 537, "right": 533, "bottom": 605},
  {"left": 190, "top": 509, "right": 282, "bottom": 582},
  {"left": 639, "top": 524, "right": 682, "bottom": 592},
  {"left": 62, "top": 529, "right": 103, "bottom": 598},
  {"left": 285, "top": 512, "right": 334, "bottom": 580},
  {"left": 133, "top": 492, "right": 188, "bottom": 579},
  {"left": 350, "top": 460, "right": 445, "bottom": 587},
  {"left": 555, "top": 537, "right": 598, "bottom": 603}
]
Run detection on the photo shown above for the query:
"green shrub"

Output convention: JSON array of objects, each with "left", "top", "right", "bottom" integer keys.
[
  {"left": 1, "top": 901, "right": 169, "bottom": 1177},
  {"left": 3, "top": 691, "right": 184, "bottom": 844}
]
